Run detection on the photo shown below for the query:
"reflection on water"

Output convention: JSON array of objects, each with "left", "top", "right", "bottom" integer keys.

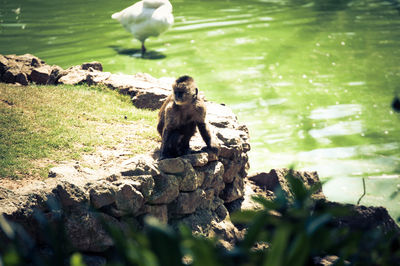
[
  {"left": 1, "top": 0, "right": 400, "bottom": 218},
  {"left": 309, "top": 104, "right": 361, "bottom": 120}
]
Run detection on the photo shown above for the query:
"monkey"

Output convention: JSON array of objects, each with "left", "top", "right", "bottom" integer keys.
[{"left": 157, "top": 75, "right": 218, "bottom": 160}]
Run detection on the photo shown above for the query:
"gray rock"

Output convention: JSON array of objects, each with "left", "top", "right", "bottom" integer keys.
[
  {"left": 47, "top": 65, "right": 64, "bottom": 84},
  {"left": 0, "top": 54, "right": 8, "bottom": 74},
  {"left": 222, "top": 161, "right": 241, "bottom": 183},
  {"left": 89, "top": 182, "right": 116, "bottom": 209},
  {"left": 149, "top": 174, "right": 179, "bottom": 204},
  {"left": 58, "top": 66, "right": 88, "bottom": 85},
  {"left": 198, "top": 188, "right": 215, "bottom": 209},
  {"left": 81, "top": 61, "right": 103, "bottom": 72},
  {"left": 172, "top": 189, "right": 205, "bottom": 215},
  {"left": 158, "top": 158, "right": 185, "bottom": 174},
  {"left": 177, "top": 160, "right": 201, "bottom": 192},
  {"left": 220, "top": 176, "right": 244, "bottom": 203},
  {"left": 65, "top": 211, "right": 116, "bottom": 252},
  {"left": 131, "top": 88, "right": 169, "bottom": 110},
  {"left": 248, "top": 168, "right": 325, "bottom": 200},
  {"left": 144, "top": 204, "right": 168, "bottom": 224},
  {"left": 120, "top": 155, "right": 159, "bottom": 176},
  {"left": 30, "top": 65, "right": 52, "bottom": 84},
  {"left": 115, "top": 181, "right": 144, "bottom": 216},
  {"left": 3, "top": 67, "right": 19, "bottom": 83},
  {"left": 53, "top": 181, "right": 88, "bottom": 208},
  {"left": 86, "top": 71, "right": 112, "bottom": 85},
  {"left": 120, "top": 175, "right": 155, "bottom": 199},
  {"left": 181, "top": 152, "right": 209, "bottom": 167},
  {"left": 200, "top": 161, "right": 225, "bottom": 194},
  {"left": 215, "top": 204, "right": 229, "bottom": 219}
]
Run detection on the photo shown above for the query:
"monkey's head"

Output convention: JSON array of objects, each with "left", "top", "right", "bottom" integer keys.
[{"left": 172, "top": 75, "right": 198, "bottom": 105}]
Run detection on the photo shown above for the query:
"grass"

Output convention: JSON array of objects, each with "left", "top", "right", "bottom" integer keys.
[{"left": 0, "top": 83, "right": 159, "bottom": 179}]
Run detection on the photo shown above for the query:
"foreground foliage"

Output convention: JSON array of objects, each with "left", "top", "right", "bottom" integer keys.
[
  {"left": 1, "top": 171, "right": 399, "bottom": 266},
  {"left": 0, "top": 83, "right": 158, "bottom": 179}
]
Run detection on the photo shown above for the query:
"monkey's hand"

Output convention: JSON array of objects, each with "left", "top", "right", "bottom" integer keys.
[{"left": 202, "top": 143, "right": 219, "bottom": 155}]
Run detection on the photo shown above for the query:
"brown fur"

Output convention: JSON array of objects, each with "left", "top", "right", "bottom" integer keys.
[{"left": 157, "top": 75, "right": 218, "bottom": 159}]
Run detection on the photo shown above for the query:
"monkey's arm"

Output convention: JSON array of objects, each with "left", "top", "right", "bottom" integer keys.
[
  {"left": 159, "top": 126, "right": 172, "bottom": 159},
  {"left": 157, "top": 118, "right": 164, "bottom": 136},
  {"left": 197, "top": 122, "right": 218, "bottom": 153}
]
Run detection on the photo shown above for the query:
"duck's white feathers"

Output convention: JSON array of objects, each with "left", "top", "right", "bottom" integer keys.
[{"left": 112, "top": 0, "right": 173, "bottom": 43}]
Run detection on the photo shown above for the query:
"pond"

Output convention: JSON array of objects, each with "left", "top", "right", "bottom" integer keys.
[{"left": 1, "top": 0, "right": 400, "bottom": 219}]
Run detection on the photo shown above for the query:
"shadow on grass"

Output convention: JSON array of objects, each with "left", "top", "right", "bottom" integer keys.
[{"left": 110, "top": 46, "right": 166, "bottom": 60}]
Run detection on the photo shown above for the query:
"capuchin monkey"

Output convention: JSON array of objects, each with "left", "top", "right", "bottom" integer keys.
[{"left": 157, "top": 75, "right": 218, "bottom": 159}]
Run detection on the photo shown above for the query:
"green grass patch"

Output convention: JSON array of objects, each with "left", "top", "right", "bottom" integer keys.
[{"left": 0, "top": 83, "right": 159, "bottom": 179}]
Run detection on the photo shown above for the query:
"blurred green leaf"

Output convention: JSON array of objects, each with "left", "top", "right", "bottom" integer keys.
[
  {"left": 306, "top": 214, "right": 331, "bottom": 235},
  {"left": 70, "top": 253, "right": 86, "bottom": 266},
  {"left": 264, "top": 226, "right": 291, "bottom": 266}
]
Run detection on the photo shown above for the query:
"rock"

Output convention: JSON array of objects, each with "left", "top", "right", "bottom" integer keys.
[
  {"left": 131, "top": 88, "right": 169, "bottom": 110},
  {"left": 47, "top": 65, "right": 64, "bottom": 84},
  {"left": 321, "top": 201, "right": 400, "bottom": 233},
  {"left": 158, "top": 158, "right": 185, "bottom": 174},
  {"left": 210, "top": 218, "right": 239, "bottom": 248},
  {"left": 88, "top": 182, "right": 116, "bottom": 209},
  {"left": 0, "top": 54, "right": 8, "bottom": 74},
  {"left": 216, "top": 128, "right": 243, "bottom": 147},
  {"left": 81, "top": 62, "right": 103, "bottom": 71},
  {"left": 149, "top": 174, "right": 179, "bottom": 204},
  {"left": 222, "top": 160, "right": 242, "bottom": 183},
  {"left": 101, "top": 74, "right": 138, "bottom": 92},
  {"left": 198, "top": 188, "right": 215, "bottom": 209},
  {"left": 30, "top": 65, "right": 52, "bottom": 84},
  {"left": 172, "top": 189, "right": 205, "bottom": 215},
  {"left": 248, "top": 168, "right": 325, "bottom": 200},
  {"left": 218, "top": 145, "right": 237, "bottom": 159},
  {"left": 2, "top": 67, "right": 19, "bottom": 83},
  {"left": 65, "top": 211, "right": 116, "bottom": 252},
  {"left": 199, "top": 161, "right": 225, "bottom": 194},
  {"left": 206, "top": 102, "right": 238, "bottom": 129},
  {"left": 86, "top": 71, "right": 112, "bottom": 86},
  {"left": 120, "top": 155, "right": 159, "bottom": 176},
  {"left": 116, "top": 175, "right": 155, "bottom": 199},
  {"left": 15, "top": 72, "right": 28, "bottom": 85},
  {"left": 58, "top": 66, "right": 88, "bottom": 85},
  {"left": 144, "top": 204, "right": 168, "bottom": 224},
  {"left": 114, "top": 181, "right": 144, "bottom": 216},
  {"left": 177, "top": 160, "right": 201, "bottom": 192},
  {"left": 181, "top": 152, "right": 209, "bottom": 167},
  {"left": 220, "top": 176, "right": 244, "bottom": 203},
  {"left": 53, "top": 181, "right": 88, "bottom": 208},
  {"left": 215, "top": 204, "right": 229, "bottom": 219}
]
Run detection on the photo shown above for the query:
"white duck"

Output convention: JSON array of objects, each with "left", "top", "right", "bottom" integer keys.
[{"left": 111, "top": 0, "right": 174, "bottom": 55}]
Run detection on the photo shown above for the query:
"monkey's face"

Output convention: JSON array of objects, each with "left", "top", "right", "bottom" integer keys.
[{"left": 173, "top": 82, "right": 198, "bottom": 105}]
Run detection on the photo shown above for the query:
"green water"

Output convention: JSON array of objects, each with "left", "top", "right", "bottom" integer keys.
[{"left": 1, "top": 0, "right": 400, "bottom": 219}]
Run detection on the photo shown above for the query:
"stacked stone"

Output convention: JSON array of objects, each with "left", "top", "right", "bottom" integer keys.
[{"left": 0, "top": 145, "right": 249, "bottom": 253}]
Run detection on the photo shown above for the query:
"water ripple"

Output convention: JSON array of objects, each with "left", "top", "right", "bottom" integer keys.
[{"left": 309, "top": 104, "right": 362, "bottom": 120}]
